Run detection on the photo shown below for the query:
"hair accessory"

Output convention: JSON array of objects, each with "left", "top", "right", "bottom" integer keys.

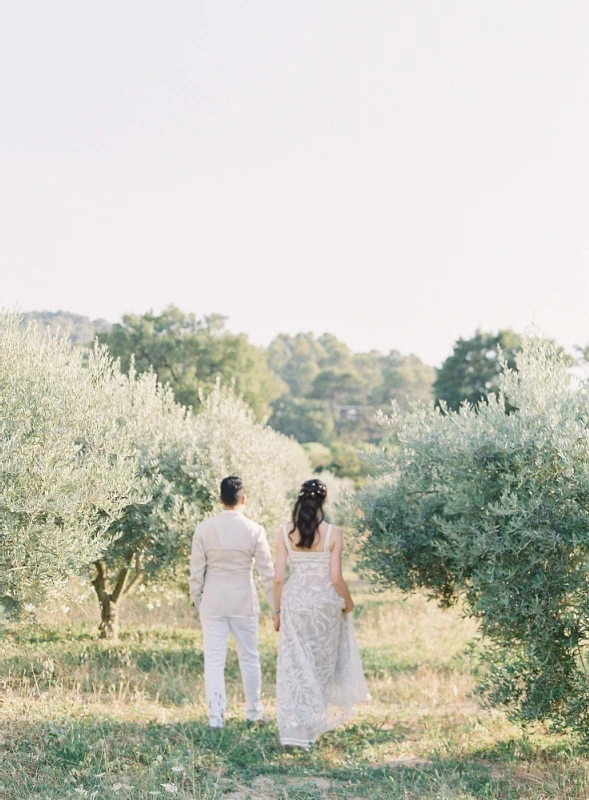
[{"left": 298, "top": 479, "right": 327, "bottom": 500}]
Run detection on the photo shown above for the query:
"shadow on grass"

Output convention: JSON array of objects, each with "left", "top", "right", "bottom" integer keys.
[
  {"left": 4, "top": 715, "right": 588, "bottom": 799},
  {"left": 1, "top": 716, "right": 412, "bottom": 773}
]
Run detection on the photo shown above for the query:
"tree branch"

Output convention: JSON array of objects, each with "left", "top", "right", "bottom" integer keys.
[
  {"left": 110, "top": 566, "right": 130, "bottom": 603},
  {"left": 122, "top": 552, "right": 144, "bottom": 598}
]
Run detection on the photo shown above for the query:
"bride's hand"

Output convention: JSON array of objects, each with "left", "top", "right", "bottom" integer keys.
[
  {"left": 273, "top": 613, "right": 281, "bottom": 632},
  {"left": 344, "top": 599, "right": 354, "bottom": 615}
]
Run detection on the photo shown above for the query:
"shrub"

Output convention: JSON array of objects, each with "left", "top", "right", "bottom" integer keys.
[
  {"left": 356, "top": 338, "right": 589, "bottom": 738},
  {"left": 0, "top": 313, "right": 143, "bottom": 615},
  {"left": 303, "top": 442, "right": 332, "bottom": 471}
]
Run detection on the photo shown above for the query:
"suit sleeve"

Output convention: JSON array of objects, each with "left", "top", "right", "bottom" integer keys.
[
  {"left": 253, "top": 525, "right": 275, "bottom": 610},
  {"left": 188, "top": 527, "right": 207, "bottom": 611}
]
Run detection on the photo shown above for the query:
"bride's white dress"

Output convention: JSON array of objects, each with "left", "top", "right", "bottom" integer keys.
[{"left": 276, "top": 524, "right": 370, "bottom": 748}]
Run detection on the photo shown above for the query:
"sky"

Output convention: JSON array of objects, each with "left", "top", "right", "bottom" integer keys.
[{"left": 1, "top": 1, "right": 588, "bottom": 366}]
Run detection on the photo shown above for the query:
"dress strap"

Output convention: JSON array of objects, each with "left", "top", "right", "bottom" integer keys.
[
  {"left": 324, "top": 524, "right": 333, "bottom": 552},
  {"left": 283, "top": 523, "right": 292, "bottom": 552}
]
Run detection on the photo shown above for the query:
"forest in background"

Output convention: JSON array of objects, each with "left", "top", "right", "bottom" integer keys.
[{"left": 21, "top": 308, "right": 566, "bottom": 481}]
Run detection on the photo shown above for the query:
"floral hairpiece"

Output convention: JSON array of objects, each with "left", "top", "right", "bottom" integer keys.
[{"left": 298, "top": 481, "right": 327, "bottom": 499}]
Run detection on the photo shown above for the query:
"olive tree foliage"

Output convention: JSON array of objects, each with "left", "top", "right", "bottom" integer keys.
[
  {"left": 1, "top": 313, "right": 312, "bottom": 637},
  {"left": 188, "top": 385, "right": 311, "bottom": 537},
  {"left": 356, "top": 338, "right": 589, "bottom": 738},
  {"left": 0, "top": 313, "right": 144, "bottom": 616},
  {"left": 89, "top": 369, "right": 205, "bottom": 638},
  {"left": 89, "top": 381, "right": 311, "bottom": 638},
  {"left": 319, "top": 471, "right": 355, "bottom": 527}
]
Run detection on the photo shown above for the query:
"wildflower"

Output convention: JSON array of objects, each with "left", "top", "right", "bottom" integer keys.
[
  {"left": 161, "top": 784, "right": 178, "bottom": 795},
  {"left": 112, "top": 784, "right": 123, "bottom": 793},
  {"left": 74, "top": 790, "right": 88, "bottom": 797},
  {"left": 171, "top": 765, "right": 184, "bottom": 772}
]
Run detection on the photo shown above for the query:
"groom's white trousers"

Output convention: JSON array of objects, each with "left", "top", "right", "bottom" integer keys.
[{"left": 200, "top": 615, "right": 265, "bottom": 727}]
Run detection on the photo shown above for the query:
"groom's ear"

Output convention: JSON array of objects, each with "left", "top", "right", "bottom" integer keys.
[{"left": 241, "top": 494, "right": 247, "bottom": 505}]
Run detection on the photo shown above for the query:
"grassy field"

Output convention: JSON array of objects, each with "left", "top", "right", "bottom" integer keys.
[{"left": 2, "top": 574, "right": 589, "bottom": 799}]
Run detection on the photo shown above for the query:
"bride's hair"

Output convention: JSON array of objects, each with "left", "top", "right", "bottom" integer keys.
[{"left": 289, "top": 478, "right": 328, "bottom": 549}]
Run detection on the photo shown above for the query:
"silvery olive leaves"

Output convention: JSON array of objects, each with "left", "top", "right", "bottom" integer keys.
[
  {"left": 0, "top": 312, "right": 310, "bottom": 620},
  {"left": 356, "top": 338, "right": 589, "bottom": 739}
]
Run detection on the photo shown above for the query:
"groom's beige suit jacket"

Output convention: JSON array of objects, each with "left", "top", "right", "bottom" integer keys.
[{"left": 189, "top": 509, "right": 275, "bottom": 617}]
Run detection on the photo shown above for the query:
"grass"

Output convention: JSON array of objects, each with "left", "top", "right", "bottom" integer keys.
[{"left": 2, "top": 574, "right": 589, "bottom": 799}]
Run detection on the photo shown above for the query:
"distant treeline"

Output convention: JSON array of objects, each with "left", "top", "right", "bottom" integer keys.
[
  {"left": 21, "top": 310, "right": 111, "bottom": 345},
  {"left": 25, "top": 308, "right": 570, "bottom": 478}
]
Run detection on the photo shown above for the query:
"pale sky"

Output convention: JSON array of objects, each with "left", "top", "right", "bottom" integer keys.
[{"left": 1, "top": 1, "right": 588, "bottom": 365}]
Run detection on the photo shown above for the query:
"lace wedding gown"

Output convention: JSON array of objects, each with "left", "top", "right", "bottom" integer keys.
[{"left": 276, "top": 524, "right": 370, "bottom": 748}]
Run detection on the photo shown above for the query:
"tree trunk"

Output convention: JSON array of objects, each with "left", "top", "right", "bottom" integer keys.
[
  {"left": 91, "top": 560, "right": 120, "bottom": 640},
  {"left": 99, "top": 593, "right": 120, "bottom": 639},
  {"left": 91, "top": 555, "right": 144, "bottom": 640}
]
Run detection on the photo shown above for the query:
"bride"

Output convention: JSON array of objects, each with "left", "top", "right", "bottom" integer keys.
[{"left": 273, "top": 478, "right": 369, "bottom": 749}]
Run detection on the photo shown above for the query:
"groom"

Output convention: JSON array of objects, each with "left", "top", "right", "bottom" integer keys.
[{"left": 189, "top": 476, "right": 276, "bottom": 728}]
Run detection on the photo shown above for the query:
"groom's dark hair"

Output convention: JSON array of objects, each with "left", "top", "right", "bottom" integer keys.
[{"left": 220, "top": 476, "right": 245, "bottom": 506}]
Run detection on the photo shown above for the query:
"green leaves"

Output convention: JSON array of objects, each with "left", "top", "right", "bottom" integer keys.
[
  {"left": 1, "top": 313, "right": 311, "bottom": 619},
  {"left": 356, "top": 338, "right": 589, "bottom": 738},
  {"left": 98, "top": 306, "right": 285, "bottom": 421},
  {"left": 0, "top": 313, "right": 145, "bottom": 613},
  {"left": 267, "top": 332, "right": 435, "bottom": 447},
  {"left": 434, "top": 329, "right": 522, "bottom": 411},
  {"left": 106, "top": 382, "right": 311, "bottom": 589}
]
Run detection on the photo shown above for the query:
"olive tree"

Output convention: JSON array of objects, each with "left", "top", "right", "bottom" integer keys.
[
  {"left": 1, "top": 312, "right": 312, "bottom": 637},
  {"left": 89, "top": 367, "right": 204, "bottom": 638},
  {"left": 356, "top": 338, "right": 589, "bottom": 738},
  {"left": 0, "top": 313, "right": 144, "bottom": 616},
  {"left": 91, "top": 383, "right": 311, "bottom": 638}
]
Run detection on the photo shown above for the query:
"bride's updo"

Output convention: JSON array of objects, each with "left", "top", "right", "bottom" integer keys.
[{"left": 289, "top": 478, "right": 328, "bottom": 549}]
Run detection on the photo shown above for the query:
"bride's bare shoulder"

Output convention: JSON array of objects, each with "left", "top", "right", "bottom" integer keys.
[
  {"left": 321, "top": 521, "right": 343, "bottom": 545},
  {"left": 323, "top": 521, "right": 342, "bottom": 534},
  {"left": 328, "top": 524, "right": 344, "bottom": 547}
]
